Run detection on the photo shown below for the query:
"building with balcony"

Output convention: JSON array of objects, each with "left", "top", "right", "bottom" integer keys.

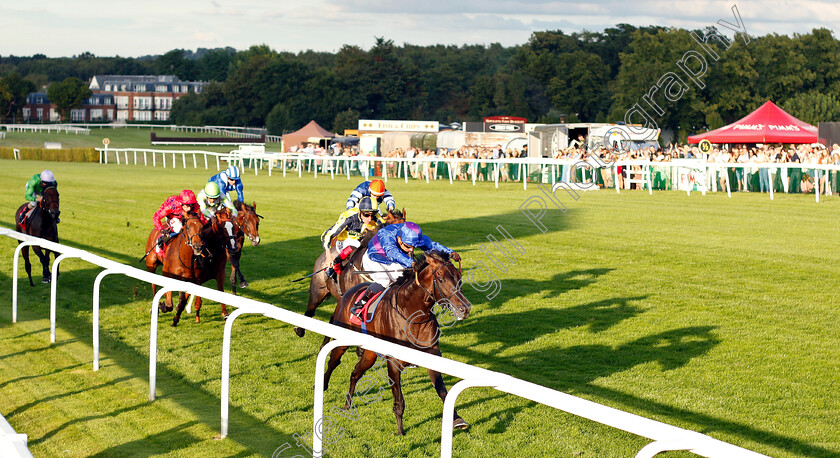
[{"left": 21, "top": 75, "right": 206, "bottom": 123}]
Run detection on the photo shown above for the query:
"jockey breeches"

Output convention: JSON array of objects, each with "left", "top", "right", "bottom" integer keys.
[
  {"left": 362, "top": 251, "right": 405, "bottom": 288},
  {"left": 167, "top": 217, "right": 183, "bottom": 234},
  {"left": 336, "top": 238, "right": 361, "bottom": 252}
]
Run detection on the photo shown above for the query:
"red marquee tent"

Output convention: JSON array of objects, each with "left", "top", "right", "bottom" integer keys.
[
  {"left": 687, "top": 101, "right": 817, "bottom": 144},
  {"left": 282, "top": 120, "right": 335, "bottom": 151}
]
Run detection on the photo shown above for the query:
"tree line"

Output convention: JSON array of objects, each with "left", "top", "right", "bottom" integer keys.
[{"left": 2, "top": 26, "right": 840, "bottom": 141}]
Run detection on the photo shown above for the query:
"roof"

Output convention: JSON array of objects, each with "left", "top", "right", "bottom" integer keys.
[
  {"left": 282, "top": 120, "right": 335, "bottom": 150},
  {"left": 688, "top": 101, "right": 818, "bottom": 144}
]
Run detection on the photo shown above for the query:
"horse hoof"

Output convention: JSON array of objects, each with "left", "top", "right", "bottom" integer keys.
[
  {"left": 294, "top": 327, "right": 305, "bottom": 338},
  {"left": 453, "top": 418, "right": 470, "bottom": 430},
  {"left": 171, "top": 322, "right": 179, "bottom": 327},
  {"left": 42, "top": 277, "right": 51, "bottom": 284},
  {"left": 240, "top": 281, "right": 249, "bottom": 288}
]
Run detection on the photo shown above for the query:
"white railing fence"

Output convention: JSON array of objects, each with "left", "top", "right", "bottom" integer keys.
[
  {"left": 1, "top": 228, "right": 767, "bottom": 457},
  {"left": 94, "top": 148, "right": 840, "bottom": 202},
  {"left": 0, "top": 412, "right": 33, "bottom": 458}
]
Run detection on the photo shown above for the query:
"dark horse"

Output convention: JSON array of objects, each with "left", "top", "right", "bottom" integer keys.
[
  {"left": 15, "top": 186, "right": 60, "bottom": 285},
  {"left": 293, "top": 209, "right": 405, "bottom": 338},
  {"left": 321, "top": 251, "right": 472, "bottom": 435},
  {"left": 146, "top": 210, "right": 232, "bottom": 326},
  {"left": 228, "top": 201, "right": 262, "bottom": 294}
]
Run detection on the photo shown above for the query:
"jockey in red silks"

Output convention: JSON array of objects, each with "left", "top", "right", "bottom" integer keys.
[{"left": 152, "top": 190, "right": 205, "bottom": 248}]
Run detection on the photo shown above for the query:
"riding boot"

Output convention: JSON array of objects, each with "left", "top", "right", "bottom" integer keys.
[
  {"left": 157, "top": 232, "right": 173, "bottom": 248},
  {"left": 328, "top": 246, "right": 355, "bottom": 282},
  {"left": 351, "top": 283, "right": 384, "bottom": 319}
]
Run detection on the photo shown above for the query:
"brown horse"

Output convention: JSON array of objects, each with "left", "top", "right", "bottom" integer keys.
[
  {"left": 321, "top": 251, "right": 472, "bottom": 435},
  {"left": 15, "top": 186, "right": 60, "bottom": 286},
  {"left": 150, "top": 210, "right": 231, "bottom": 326},
  {"left": 228, "top": 201, "right": 262, "bottom": 294},
  {"left": 293, "top": 209, "right": 405, "bottom": 338}
]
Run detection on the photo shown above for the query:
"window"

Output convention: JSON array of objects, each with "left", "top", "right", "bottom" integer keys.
[
  {"left": 105, "top": 84, "right": 111, "bottom": 91},
  {"left": 90, "top": 109, "right": 103, "bottom": 120},
  {"left": 36, "top": 108, "right": 43, "bottom": 120},
  {"left": 22, "top": 108, "right": 30, "bottom": 119},
  {"left": 71, "top": 109, "right": 86, "bottom": 121}
]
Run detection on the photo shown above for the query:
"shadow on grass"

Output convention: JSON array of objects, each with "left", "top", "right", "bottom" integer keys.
[
  {"left": 0, "top": 268, "right": 298, "bottom": 455},
  {"left": 88, "top": 421, "right": 202, "bottom": 458},
  {"left": 448, "top": 294, "right": 645, "bottom": 349}
]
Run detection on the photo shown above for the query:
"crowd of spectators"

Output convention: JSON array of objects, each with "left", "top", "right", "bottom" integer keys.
[{"left": 286, "top": 140, "right": 840, "bottom": 194}]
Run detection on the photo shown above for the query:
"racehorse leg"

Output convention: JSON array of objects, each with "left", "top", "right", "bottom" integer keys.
[
  {"left": 226, "top": 251, "right": 237, "bottom": 296},
  {"left": 345, "top": 350, "right": 379, "bottom": 408},
  {"left": 428, "top": 368, "right": 469, "bottom": 430},
  {"left": 233, "top": 251, "right": 248, "bottom": 288},
  {"left": 194, "top": 296, "right": 203, "bottom": 323},
  {"left": 161, "top": 291, "right": 174, "bottom": 313},
  {"left": 32, "top": 246, "right": 51, "bottom": 283},
  {"left": 21, "top": 245, "right": 34, "bottom": 287},
  {"left": 293, "top": 269, "right": 331, "bottom": 338},
  {"left": 322, "top": 342, "right": 349, "bottom": 393},
  {"left": 172, "top": 292, "right": 188, "bottom": 327},
  {"left": 217, "top": 267, "right": 228, "bottom": 319},
  {"left": 387, "top": 360, "right": 407, "bottom": 435}
]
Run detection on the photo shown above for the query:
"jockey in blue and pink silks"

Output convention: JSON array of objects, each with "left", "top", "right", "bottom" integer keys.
[{"left": 351, "top": 221, "right": 461, "bottom": 319}]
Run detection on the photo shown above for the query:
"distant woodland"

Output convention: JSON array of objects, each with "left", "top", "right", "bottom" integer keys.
[{"left": 3, "top": 25, "right": 840, "bottom": 141}]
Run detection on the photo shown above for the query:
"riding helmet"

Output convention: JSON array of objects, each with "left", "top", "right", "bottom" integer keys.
[{"left": 204, "top": 182, "right": 221, "bottom": 199}]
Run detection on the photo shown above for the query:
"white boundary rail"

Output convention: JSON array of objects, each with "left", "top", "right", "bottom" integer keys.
[
  {"left": 1, "top": 228, "right": 767, "bottom": 457},
  {"left": 0, "top": 412, "right": 33, "bottom": 458}
]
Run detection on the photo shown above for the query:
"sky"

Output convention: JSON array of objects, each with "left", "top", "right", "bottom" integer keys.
[{"left": 3, "top": 0, "right": 838, "bottom": 57}]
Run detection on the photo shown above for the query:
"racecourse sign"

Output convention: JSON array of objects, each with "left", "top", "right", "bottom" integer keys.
[{"left": 358, "top": 119, "right": 438, "bottom": 132}]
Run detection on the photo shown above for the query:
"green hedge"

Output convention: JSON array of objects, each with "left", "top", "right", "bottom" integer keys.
[{"left": 0, "top": 147, "right": 98, "bottom": 162}]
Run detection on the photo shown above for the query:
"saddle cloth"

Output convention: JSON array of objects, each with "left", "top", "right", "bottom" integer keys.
[{"left": 349, "top": 285, "right": 388, "bottom": 327}]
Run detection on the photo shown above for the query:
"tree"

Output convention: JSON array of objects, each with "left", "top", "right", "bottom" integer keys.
[
  {"left": 333, "top": 108, "right": 360, "bottom": 134},
  {"left": 0, "top": 72, "right": 35, "bottom": 122},
  {"left": 156, "top": 49, "right": 199, "bottom": 80},
  {"left": 781, "top": 91, "right": 840, "bottom": 125},
  {"left": 47, "top": 77, "right": 92, "bottom": 121}
]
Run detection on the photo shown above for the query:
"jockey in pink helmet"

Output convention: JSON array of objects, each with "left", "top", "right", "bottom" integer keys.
[{"left": 152, "top": 190, "right": 205, "bottom": 247}]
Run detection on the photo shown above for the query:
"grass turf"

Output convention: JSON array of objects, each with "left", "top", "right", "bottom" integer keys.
[{"left": 0, "top": 159, "right": 839, "bottom": 457}]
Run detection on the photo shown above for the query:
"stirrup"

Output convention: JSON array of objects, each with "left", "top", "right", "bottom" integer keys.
[{"left": 350, "top": 302, "right": 364, "bottom": 319}]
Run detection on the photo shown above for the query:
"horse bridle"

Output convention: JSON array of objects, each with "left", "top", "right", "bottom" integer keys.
[
  {"left": 237, "top": 209, "right": 261, "bottom": 244},
  {"left": 180, "top": 215, "right": 205, "bottom": 254}
]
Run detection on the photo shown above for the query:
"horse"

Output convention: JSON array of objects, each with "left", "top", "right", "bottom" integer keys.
[
  {"left": 321, "top": 251, "right": 472, "bottom": 435},
  {"left": 228, "top": 201, "right": 262, "bottom": 294},
  {"left": 294, "top": 208, "right": 405, "bottom": 338},
  {"left": 151, "top": 210, "right": 232, "bottom": 326},
  {"left": 15, "top": 186, "right": 60, "bottom": 286}
]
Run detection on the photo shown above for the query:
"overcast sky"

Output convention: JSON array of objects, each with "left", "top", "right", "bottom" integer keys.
[{"left": 4, "top": 1, "right": 838, "bottom": 57}]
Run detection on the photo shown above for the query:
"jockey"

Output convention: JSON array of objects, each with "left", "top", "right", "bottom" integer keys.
[
  {"left": 20, "top": 170, "right": 58, "bottom": 224},
  {"left": 209, "top": 165, "right": 244, "bottom": 203},
  {"left": 351, "top": 221, "right": 460, "bottom": 319},
  {"left": 346, "top": 179, "right": 395, "bottom": 211},
  {"left": 322, "top": 196, "right": 382, "bottom": 281},
  {"left": 152, "top": 190, "right": 205, "bottom": 248},
  {"left": 197, "top": 181, "right": 238, "bottom": 220}
]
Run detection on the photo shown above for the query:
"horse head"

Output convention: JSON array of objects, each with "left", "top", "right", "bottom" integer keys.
[
  {"left": 236, "top": 201, "right": 261, "bottom": 246},
  {"left": 41, "top": 186, "right": 60, "bottom": 223},
  {"left": 383, "top": 207, "right": 406, "bottom": 225},
  {"left": 182, "top": 213, "right": 206, "bottom": 256},
  {"left": 417, "top": 251, "right": 471, "bottom": 321},
  {"left": 213, "top": 208, "right": 238, "bottom": 253}
]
